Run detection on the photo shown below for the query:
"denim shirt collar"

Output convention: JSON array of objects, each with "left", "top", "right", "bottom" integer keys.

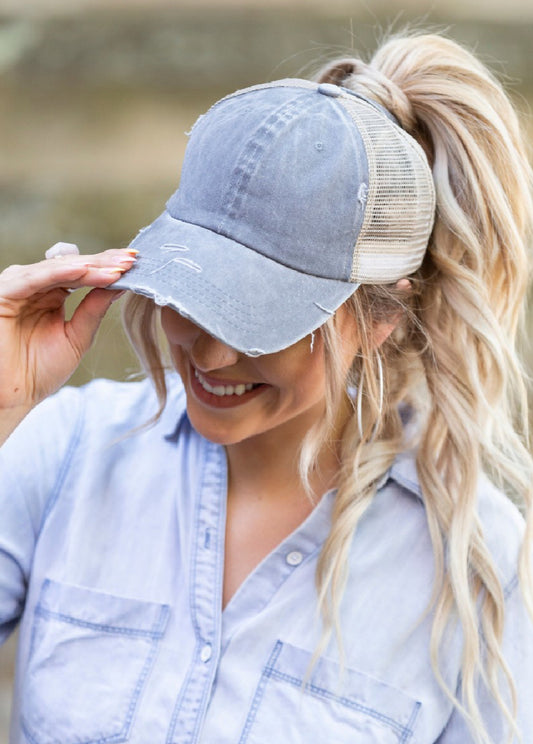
[{"left": 165, "top": 408, "right": 422, "bottom": 506}]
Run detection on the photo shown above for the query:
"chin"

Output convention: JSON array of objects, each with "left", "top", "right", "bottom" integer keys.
[{"left": 185, "top": 405, "right": 248, "bottom": 446}]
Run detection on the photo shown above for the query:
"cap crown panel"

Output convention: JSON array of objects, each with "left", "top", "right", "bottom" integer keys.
[{"left": 167, "top": 87, "right": 366, "bottom": 281}]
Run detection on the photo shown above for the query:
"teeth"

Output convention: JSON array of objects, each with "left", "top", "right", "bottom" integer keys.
[{"left": 194, "top": 369, "right": 256, "bottom": 396}]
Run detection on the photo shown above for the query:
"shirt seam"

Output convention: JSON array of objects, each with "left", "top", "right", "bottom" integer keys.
[
  {"left": 39, "top": 391, "right": 85, "bottom": 534},
  {"left": 503, "top": 572, "right": 519, "bottom": 601}
]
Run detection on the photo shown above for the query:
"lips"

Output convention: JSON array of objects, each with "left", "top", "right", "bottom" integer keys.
[
  {"left": 189, "top": 364, "right": 267, "bottom": 408},
  {"left": 194, "top": 368, "right": 260, "bottom": 397}
]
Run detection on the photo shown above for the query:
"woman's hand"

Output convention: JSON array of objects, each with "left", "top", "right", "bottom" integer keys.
[{"left": 0, "top": 246, "right": 137, "bottom": 441}]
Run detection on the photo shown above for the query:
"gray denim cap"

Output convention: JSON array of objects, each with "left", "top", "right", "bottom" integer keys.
[{"left": 111, "top": 79, "right": 435, "bottom": 355}]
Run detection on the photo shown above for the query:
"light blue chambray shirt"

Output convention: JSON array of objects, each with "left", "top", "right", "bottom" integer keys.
[{"left": 1, "top": 376, "right": 532, "bottom": 744}]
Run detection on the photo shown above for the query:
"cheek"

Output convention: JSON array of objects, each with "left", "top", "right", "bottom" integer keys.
[
  {"left": 303, "top": 354, "right": 328, "bottom": 403},
  {"left": 160, "top": 309, "right": 196, "bottom": 378},
  {"left": 160, "top": 308, "right": 195, "bottom": 346},
  {"left": 267, "top": 338, "right": 327, "bottom": 403}
]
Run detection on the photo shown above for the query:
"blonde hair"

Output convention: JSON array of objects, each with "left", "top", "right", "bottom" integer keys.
[{"left": 122, "top": 31, "right": 533, "bottom": 744}]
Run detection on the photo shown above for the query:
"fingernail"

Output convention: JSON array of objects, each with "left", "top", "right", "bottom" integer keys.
[
  {"left": 126, "top": 249, "right": 140, "bottom": 255},
  {"left": 100, "top": 268, "right": 124, "bottom": 277},
  {"left": 114, "top": 256, "right": 137, "bottom": 265}
]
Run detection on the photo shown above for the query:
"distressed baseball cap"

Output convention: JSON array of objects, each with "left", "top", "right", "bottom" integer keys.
[{"left": 111, "top": 79, "right": 435, "bottom": 355}]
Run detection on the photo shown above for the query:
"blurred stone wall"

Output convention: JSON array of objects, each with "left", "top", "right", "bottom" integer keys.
[
  {"left": 1, "top": 2, "right": 533, "bottom": 737},
  {"left": 2, "top": 8, "right": 532, "bottom": 269}
]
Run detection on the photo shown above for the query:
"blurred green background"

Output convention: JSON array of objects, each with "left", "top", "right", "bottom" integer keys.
[
  {"left": 2, "top": 0, "right": 533, "bottom": 387},
  {"left": 1, "top": 0, "right": 533, "bottom": 733}
]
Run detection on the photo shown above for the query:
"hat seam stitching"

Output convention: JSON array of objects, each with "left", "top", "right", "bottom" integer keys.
[{"left": 215, "top": 92, "right": 316, "bottom": 236}]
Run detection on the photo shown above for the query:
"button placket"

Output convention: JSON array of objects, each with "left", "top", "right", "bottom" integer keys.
[
  {"left": 166, "top": 441, "right": 226, "bottom": 744},
  {"left": 200, "top": 644, "right": 213, "bottom": 663},
  {"left": 221, "top": 491, "right": 336, "bottom": 643}
]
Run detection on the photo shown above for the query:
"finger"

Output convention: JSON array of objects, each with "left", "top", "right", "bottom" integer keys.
[
  {"left": 57, "top": 247, "right": 139, "bottom": 271},
  {"left": 0, "top": 250, "right": 137, "bottom": 300},
  {"left": 65, "top": 288, "right": 122, "bottom": 359}
]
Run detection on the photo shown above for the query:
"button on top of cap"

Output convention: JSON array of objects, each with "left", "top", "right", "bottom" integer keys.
[{"left": 317, "top": 83, "right": 342, "bottom": 98}]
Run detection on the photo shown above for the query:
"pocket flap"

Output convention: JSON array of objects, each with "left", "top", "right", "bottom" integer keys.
[
  {"left": 263, "top": 641, "right": 421, "bottom": 738},
  {"left": 37, "top": 579, "right": 169, "bottom": 637}
]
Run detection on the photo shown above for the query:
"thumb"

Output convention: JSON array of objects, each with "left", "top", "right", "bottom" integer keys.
[{"left": 66, "top": 288, "right": 125, "bottom": 358}]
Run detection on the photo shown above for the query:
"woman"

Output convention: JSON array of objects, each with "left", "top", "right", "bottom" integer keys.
[{"left": 0, "top": 32, "right": 532, "bottom": 744}]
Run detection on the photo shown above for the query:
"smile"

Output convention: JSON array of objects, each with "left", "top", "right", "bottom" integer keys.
[{"left": 194, "top": 369, "right": 259, "bottom": 397}]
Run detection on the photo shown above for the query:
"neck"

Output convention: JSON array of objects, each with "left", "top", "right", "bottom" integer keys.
[{"left": 225, "top": 403, "right": 341, "bottom": 507}]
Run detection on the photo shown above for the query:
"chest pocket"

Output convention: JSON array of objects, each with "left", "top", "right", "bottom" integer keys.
[
  {"left": 21, "top": 579, "right": 170, "bottom": 744},
  {"left": 240, "top": 641, "right": 421, "bottom": 744}
]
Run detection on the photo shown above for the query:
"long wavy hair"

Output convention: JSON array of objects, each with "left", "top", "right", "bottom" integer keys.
[{"left": 122, "top": 32, "right": 533, "bottom": 744}]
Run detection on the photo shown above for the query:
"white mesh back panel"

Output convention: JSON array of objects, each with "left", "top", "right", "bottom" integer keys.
[{"left": 339, "top": 96, "right": 435, "bottom": 283}]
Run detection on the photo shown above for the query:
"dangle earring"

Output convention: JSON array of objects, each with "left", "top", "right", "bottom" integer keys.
[
  {"left": 356, "top": 352, "right": 384, "bottom": 443},
  {"left": 372, "top": 352, "right": 384, "bottom": 443},
  {"left": 356, "top": 363, "right": 365, "bottom": 441}
]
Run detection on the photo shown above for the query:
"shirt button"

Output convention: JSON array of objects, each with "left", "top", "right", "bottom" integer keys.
[
  {"left": 200, "top": 643, "right": 212, "bottom": 663},
  {"left": 286, "top": 550, "right": 303, "bottom": 567}
]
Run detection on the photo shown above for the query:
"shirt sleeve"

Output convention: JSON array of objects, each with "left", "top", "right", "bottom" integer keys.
[
  {"left": 435, "top": 576, "right": 533, "bottom": 743},
  {"left": 0, "top": 387, "right": 84, "bottom": 644}
]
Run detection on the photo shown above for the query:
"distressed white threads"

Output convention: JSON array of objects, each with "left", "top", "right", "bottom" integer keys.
[
  {"left": 314, "top": 302, "right": 334, "bottom": 315},
  {"left": 149, "top": 244, "right": 202, "bottom": 274}
]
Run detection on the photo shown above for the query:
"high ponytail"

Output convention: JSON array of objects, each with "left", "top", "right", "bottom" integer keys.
[
  {"left": 314, "top": 33, "right": 533, "bottom": 744},
  {"left": 120, "top": 31, "right": 533, "bottom": 744}
]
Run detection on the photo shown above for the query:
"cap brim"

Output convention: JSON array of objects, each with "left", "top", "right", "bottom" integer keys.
[{"left": 110, "top": 211, "right": 359, "bottom": 355}]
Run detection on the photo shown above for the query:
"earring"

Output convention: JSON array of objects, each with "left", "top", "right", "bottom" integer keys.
[
  {"left": 356, "top": 365, "right": 365, "bottom": 441},
  {"left": 356, "top": 352, "right": 384, "bottom": 442}
]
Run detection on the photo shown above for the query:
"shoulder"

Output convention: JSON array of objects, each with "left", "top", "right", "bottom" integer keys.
[
  {"left": 2, "top": 373, "right": 188, "bottom": 475},
  {"left": 475, "top": 473, "right": 525, "bottom": 590},
  {"left": 29, "top": 374, "right": 186, "bottom": 441},
  {"left": 0, "top": 374, "right": 189, "bottom": 525},
  {"left": 388, "top": 450, "right": 524, "bottom": 589}
]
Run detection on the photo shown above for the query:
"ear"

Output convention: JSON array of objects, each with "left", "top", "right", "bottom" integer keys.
[
  {"left": 334, "top": 304, "right": 360, "bottom": 348},
  {"left": 371, "top": 278, "right": 412, "bottom": 350},
  {"left": 371, "top": 318, "right": 399, "bottom": 349}
]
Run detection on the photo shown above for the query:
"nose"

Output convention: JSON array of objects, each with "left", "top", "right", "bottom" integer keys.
[{"left": 190, "top": 328, "right": 240, "bottom": 372}]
